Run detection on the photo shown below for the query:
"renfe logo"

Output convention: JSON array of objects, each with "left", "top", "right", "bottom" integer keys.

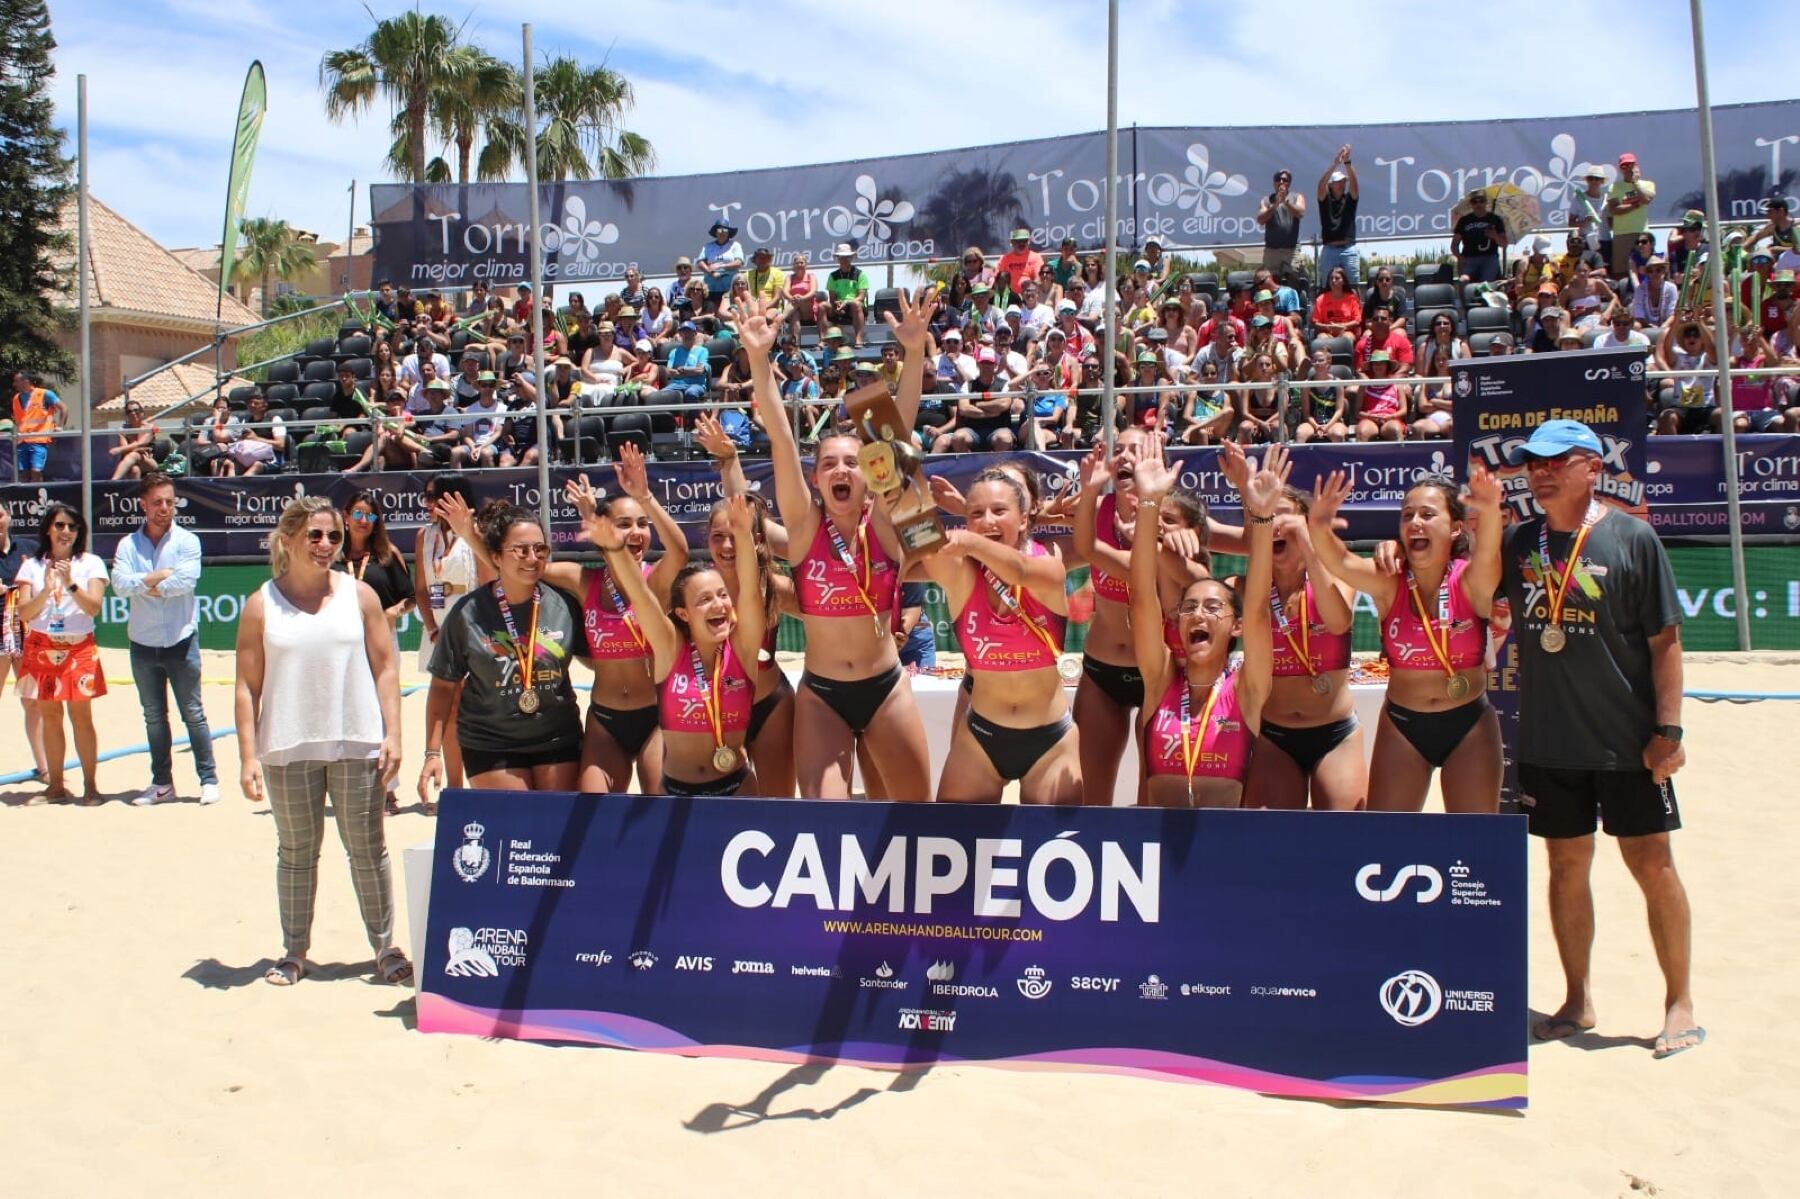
[
  {"left": 1355, "top": 864, "right": 1444, "bottom": 904},
  {"left": 719, "top": 830, "right": 1161, "bottom": 923}
]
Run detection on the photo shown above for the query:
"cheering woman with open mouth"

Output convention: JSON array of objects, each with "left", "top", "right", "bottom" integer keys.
[{"left": 741, "top": 292, "right": 934, "bottom": 799}]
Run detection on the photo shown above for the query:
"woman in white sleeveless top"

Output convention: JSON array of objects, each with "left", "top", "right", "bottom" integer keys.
[
  {"left": 412, "top": 474, "right": 486, "bottom": 804},
  {"left": 234, "top": 497, "right": 410, "bottom": 988}
]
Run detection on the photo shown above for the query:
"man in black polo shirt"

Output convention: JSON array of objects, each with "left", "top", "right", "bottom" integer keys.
[
  {"left": 1452, "top": 189, "right": 1509, "bottom": 283},
  {"left": 1501, "top": 419, "right": 1700, "bottom": 1060}
]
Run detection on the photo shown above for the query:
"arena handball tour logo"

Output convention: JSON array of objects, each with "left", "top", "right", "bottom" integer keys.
[{"left": 454, "top": 822, "right": 492, "bottom": 883}]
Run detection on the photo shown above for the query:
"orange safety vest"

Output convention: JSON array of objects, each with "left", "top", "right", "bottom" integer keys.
[{"left": 12, "top": 388, "right": 57, "bottom": 445}]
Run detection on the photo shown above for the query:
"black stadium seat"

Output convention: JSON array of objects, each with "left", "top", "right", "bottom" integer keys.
[
  {"left": 871, "top": 288, "right": 901, "bottom": 322},
  {"left": 303, "top": 337, "right": 336, "bottom": 359},
  {"left": 228, "top": 385, "right": 257, "bottom": 407},
  {"left": 1309, "top": 334, "right": 1353, "bottom": 367},
  {"left": 336, "top": 334, "right": 372, "bottom": 359},
  {"left": 1411, "top": 262, "right": 1450, "bottom": 286},
  {"left": 264, "top": 382, "right": 300, "bottom": 406},
  {"left": 303, "top": 359, "right": 337, "bottom": 383},
  {"left": 343, "top": 357, "right": 373, "bottom": 381},
  {"left": 607, "top": 411, "right": 652, "bottom": 458},
  {"left": 1469, "top": 331, "right": 1507, "bottom": 355},
  {"left": 1413, "top": 283, "right": 1459, "bottom": 312},
  {"left": 301, "top": 381, "right": 337, "bottom": 405},
  {"left": 265, "top": 360, "right": 300, "bottom": 385},
  {"left": 1225, "top": 270, "right": 1255, "bottom": 292},
  {"left": 1466, "top": 307, "right": 1511, "bottom": 333}
]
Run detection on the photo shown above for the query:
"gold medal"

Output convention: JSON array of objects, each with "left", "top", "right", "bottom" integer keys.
[
  {"left": 518, "top": 689, "right": 541, "bottom": 714},
  {"left": 1311, "top": 674, "right": 1332, "bottom": 696},
  {"left": 712, "top": 745, "right": 740, "bottom": 773},
  {"left": 1445, "top": 674, "right": 1472, "bottom": 700},
  {"left": 1057, "top": 656, "right": 1081, "bottom": 682},
  {"left": 1540, "top": 626, "right": 1567, "bottom": 653}
]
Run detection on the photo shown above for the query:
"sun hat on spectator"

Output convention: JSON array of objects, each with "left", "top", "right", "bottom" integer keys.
[
  {"left": 1161, "top": 296, "right": 1184, "bottom": 310},
  {"left": 1540, "top": 305, "right": 1566, "bottom": 319},
  {"left": 1681, "top": 210, "right": 1705, "bottom": 229},
  {"left": 1010, "top": 228, "right": 1031, "bottom": 242},
  {"left": 1491, "top": 332, "right": 1515, "bottom": 347},
  {"left": 942, "top": 329, "right": 962, "bottom": 342},
  {"left": 472, "top": 373, "right": 493, "bottom": 385},
  {"left": 1557, "top": 329, "right": 1583, "bottom": 345},
  {"left": 597, "top": 321, "right": 616, "bottom": 333},
  {"left": 833, "top": 243, "right": 855, "bottom": 257},
  {"left": 1251, "top": 315, "right": 1272, "bottom": 328},
  {"left": 1145, "top": 238, "right": 1162, "bottom": 250},
  {"left": 1056, "top": 300, "right": 1078, "bottom": 314},
  {"left": 1536, "top": 281, "right": 1558, "bottom": 296},
  {"left": 618, "top": 307, "right": 638, "bottom": 320},
  {"left": 1367, "top": 350, "right": 1392, "bottom": 367},
  {"left": 553, "top": 356, "right": 574, "bottom": 368},
  {"left": 1003, "top": 305, "right": 1021, "bottom": 317},
  {"left": 976, "top": 348, "right": 997, "bottom": 364},
  {"left": 1645, "top": 256, "right": 1668, "bottom": 269},
  {"left": 709, "top": 221, "right": 738, "bottom": 238},
  {"left": 1467, "top": 187, "right": 1488, "bottom": 201},
  {"left": 518, "top": 282, "right": 532, "bottom": 292},
  {"left": 1252, "top": 289, "right": 1274, "bottom": 303},
  {"left": 970, "top": 283, "right": 992, "bottom": 297},
  {"left": 1530, "top": 236, "right": 1551, "bottom": 254},
  {"left": 853, "top": 360, "right": 878, "bottom": 374},
  {"left": 1584, "top": 165, "right": 1606, "bottom": 178},
  {"left": 1132, "top": 259, "right": 1151, "bottom": 273},
  {"left": 674, "top": 256, "right": 693, "bottom": 267},
  {"left": 678, "top": 320, "right": 699, "bottom": 333},
  {"left": 1772, "top": 270, "right": 1796, "bottom": 285},
  {"left": 1328, "top": 170, "right": 1347, "bottom": 184},
  {"left": 1618, "top": 152, "right": 1638, "bottom": 165},
  {"left": 1134, "top": 349, "right": 1158, "bottom": 365},
  {"left": 1505, "top": 418, "right": 1603, "bottom": 464},
  {"left": 1060, "top": 236, "right": 1078, "bottom": 248},
  {"left": 1145, "top": 327, "right": 1169, "bottom": 343},
  {"left": 824, "top": 326, "right": 846, "bottom": 341},
  {"left": 1046, "top": 329, "right": 1067, "bottom": 342},
  {"left": 634, "top": 339, "right": 653, "bottom": 353},
  {"left": 831, "top": 347, "right": 856, "bottom": 362}
]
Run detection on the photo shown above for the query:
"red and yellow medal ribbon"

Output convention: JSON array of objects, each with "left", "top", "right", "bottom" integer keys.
[
  {"left": 1179, "top": 674, "right": 1226, "bottom": 787},
  {"left": 1406, "top": 567, "right": 1459, "bottom": 683},
  {"left": 1541, "top": 522, "right": 1596, "bottom": 629},
  {"left": 1271, "top": 583, "right": 1316, "bottom": 678}
]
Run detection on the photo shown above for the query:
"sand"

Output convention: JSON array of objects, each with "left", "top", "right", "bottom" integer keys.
[{"left": 3, "top": 650, "right": 1796, "bottom": 1196}]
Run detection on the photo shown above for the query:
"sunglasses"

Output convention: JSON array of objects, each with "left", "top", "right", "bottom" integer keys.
[
  {"left": 306, "top": 529, "right": 345, "bottom": 545},
  {"left": 50, "top": 520, "right": 77, "bottom": 530},
  {"left": 349, "top": 510, "right": 380, "bottom": 522},
  {"left": 1637, "top": 239, "right": 1653, "bottom": 246},
  {"left": 504, "top": 544, "right": 550, "bottom": 560}
]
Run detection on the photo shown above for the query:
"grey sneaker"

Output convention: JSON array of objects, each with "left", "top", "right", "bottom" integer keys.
[{"left": 132, "top": 783, "right": 175, "bottom": 807}]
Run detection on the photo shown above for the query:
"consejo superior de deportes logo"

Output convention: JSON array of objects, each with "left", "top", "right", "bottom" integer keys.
[{"left": 1355, "top": 863, "right": 1443, "bottom": 904}]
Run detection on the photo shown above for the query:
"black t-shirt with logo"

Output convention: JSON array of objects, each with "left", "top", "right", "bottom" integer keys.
[
  {"left": 1454, "top": 212, "right": 1508, "bottom": 256},
  {"left": 428, "top": 584, "right": 592, "bottom": 757},
  {"left": 1319, "top": 190, "right": 1358, "bottom": 243},
  {"left": 1501, "top": 511, "right": 1682, "bottom": 771}
]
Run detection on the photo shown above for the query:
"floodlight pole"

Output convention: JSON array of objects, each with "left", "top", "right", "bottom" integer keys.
[
  {"left": 523, "top": 25, "right": 551, "bottom": 538},
  {"left": 1100, "top": 0, "right": 1119, "bottom": 464},
  {"left": 1687, "top": 0, "right": 1752, "bottom": 650}
]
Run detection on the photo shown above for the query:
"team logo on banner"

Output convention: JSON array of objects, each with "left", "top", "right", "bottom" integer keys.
[
  {"left": 1355, "top": 864, "right": 1444, "bottom": 904},
  {"left": 454, "top": 822, "right": 492, "bottom": 883},
  {"left": 1380, "top": 969, "right": 1443, "bottom": 1027},
  {"left": 443, "top": 927, "right": 499, "bottom": 978}
]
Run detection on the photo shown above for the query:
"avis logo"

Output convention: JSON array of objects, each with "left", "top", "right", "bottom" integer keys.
[
  {"left": 1356, "top": 863, "right": 1444, "bottom": 903},
  {"left": 1379, "top": 969, "right": 1443, "bottom": 1027},
  {"left": 1017, "top": 965, "right": 1053, "bottom": 1000},
  {"left": 674, "top": 955, "right": 714, "bottom": 971}
]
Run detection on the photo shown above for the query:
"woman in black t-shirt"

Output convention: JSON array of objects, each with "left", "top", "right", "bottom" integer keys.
[
  {"left": 338, "top": 491, "right": 416, "bottom": 810},
  {"left": 420, "top": 503, "right": 595, "bottom": 795}
]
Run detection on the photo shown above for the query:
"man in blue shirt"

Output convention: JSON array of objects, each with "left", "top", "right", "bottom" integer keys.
[
  {"left": 698, "top": 221, "right": 744, "bottom": 309},
  {"left": 666, "top": 321, "right": 713, "bottom": 403},
  {"left": 110, "top": 472, "right": 217, "bottom": 805}
]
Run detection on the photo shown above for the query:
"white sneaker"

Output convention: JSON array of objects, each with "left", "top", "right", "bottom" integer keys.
[
  {"left": 199, "top": 782, "right": 221, "bottom": 806},
  {"left": 132, "top": 783, "right": 175, "bottom": 807}
]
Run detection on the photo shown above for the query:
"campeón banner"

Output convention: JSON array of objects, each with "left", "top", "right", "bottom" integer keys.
[
  {"left": 371, "top": 100, "right": 1800, "bottom": 285},
  {"left": 418, "top": 790, "right": 1529, "bottom": 1108}
]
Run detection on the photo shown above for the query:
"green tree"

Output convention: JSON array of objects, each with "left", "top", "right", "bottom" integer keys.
[
  {"left": 319, "top": 10, "right": 466, "bottom": 183},
  {"left": 429, "top": 45, "right": 520, "bottom": 185},
  {"left": 0, "top": 0, "right": 74, "bottom": 380},
  {"left": 482, "top": 56, "right": 655, "bottom": 183},
  {"left": 235, "top": 218, "right": 318, "bottom": 315}
]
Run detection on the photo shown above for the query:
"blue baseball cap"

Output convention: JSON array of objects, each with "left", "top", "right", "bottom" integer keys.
[
  {"left": 678, "top": 320, "right": 699, "bottom": 333},
  {"left": 1504, "top": 419, "right": 1603, "bottom": 464}
]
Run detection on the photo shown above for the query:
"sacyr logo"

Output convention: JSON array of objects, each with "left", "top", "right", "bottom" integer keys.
[
  {"left": 1379, "top": 969, "right": 1443, "bottom": 1027},
  {"left": 1356, "top": 863, "right": 1444, "bottom": 904},
  {"left": 1017, "top": 965, "right": 1053, "bottom": 1000},
  {"left": 543, "top": 195, "right": 620, "bottom": 262}
]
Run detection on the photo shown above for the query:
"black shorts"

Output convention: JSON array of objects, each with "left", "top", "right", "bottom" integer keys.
[
  {"left": 461, "top": 744, "right": 579, "bottom": 777},
  {"left": 662, "top": 766, "right": 748, "bottom": 797},
  {"left": 1519, "top": 764, "right": 1681, "bottom": 839},
  {"left": 1081, "top": 655, "right": 1144, "bottom": 709},
  {"left": 801, "top": 663, "right": 903, "bottom": 735},
  {"left": 588, "top": 703, "right": 659, "bottom": 758},
  {"left": 1261, "top": 714, "right": 1360, "bottom": 774},
  {"left": 969, "top": 710, "right": 1072, "bottom": 783},
  {"left": 1385, "top": 700, "right": 1487, "bottom": 769},
  {"left": 747, "top": 674, "right": 792, "bottom": 744}
]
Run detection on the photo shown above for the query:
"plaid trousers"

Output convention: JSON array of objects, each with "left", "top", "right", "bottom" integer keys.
[{"left": 264, "top": 757, "right": 394, "bottom": 959}]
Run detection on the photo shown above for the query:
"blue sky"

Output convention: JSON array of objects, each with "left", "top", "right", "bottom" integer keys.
[{"left": 46, "top": 0, "right": 1792, "bottom": 252}]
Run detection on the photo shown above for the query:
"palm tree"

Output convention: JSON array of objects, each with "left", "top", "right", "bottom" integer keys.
[
  {"left": 429, "top": 45, "right": 520, "bottom": 185},
  {"left": 319, "top": 10, "right": 465, "bottom": 183},
  {"left": 916, "top": 167, "right": 1026, "bottom": 256},
  {"left": 481, "top": 55, "right": 655, "bottom": 183},
  {"left": 236, "top": 218, "right": 318, "bottom": 315}
]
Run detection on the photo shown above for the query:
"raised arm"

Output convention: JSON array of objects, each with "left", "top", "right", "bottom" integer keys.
[
  {"left": 1458, "top": 463, "right": 1503, "bottom": 620},
  {"left": 612, "top": 441, "right": 689, "bottom": 603},
  {"left": 722, "top": 496, "right": 768, "bottom": 670},
  {"left": 1072, "top": 445, "right": 1132, "bottom": 580},
  {"left": 735, "top": 297, "right": 818, "bottom": 552},
  {"left": 1129, "top": 438, "right": 1179, "bottom": 702},
  {"left": 884, "top": 285, "right": 936, "bottom": 428},
  {"left": 439, "top": 490, "right": 582, "bottom": 593},
  {"left": 1305, "top": 469, "right": 1399, "bottom": 609},
  {"left": 950, "top": 529, "right": 1067, "bottom": 613},
  {"left": 590, "top": 512, "right": 680, "bottom": 681},
  {"left": 1234, "top": 446, "right": 1289, "bottom": 735}
]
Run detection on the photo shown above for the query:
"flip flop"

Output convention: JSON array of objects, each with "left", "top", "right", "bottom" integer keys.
[
  {"left": 1653, "top": 1026, "right": 1706, "bottom": 1059},
  {"left": 376, "top": 948, "right": 414, "bottom": 986},
  {"left": 1532, "top": 1016, "right": 1593, "bottom": 1041},
  {"left": 264, "top": 957, "right": 306, "bottom": 987}
]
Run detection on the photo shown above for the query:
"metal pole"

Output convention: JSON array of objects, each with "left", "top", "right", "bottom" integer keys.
[
  {"left": 77, "top": 75, "right": 92, "bottom": 520},
  {"left": 1688, "top": 0, "right": 1752, "bottom": 651},
  {"left": 346, "top": 178, "right": 356, "bottom": 294},
  {"left": 1100, "top": 0, "right": 1119, "bottom": 463},
  {"left": 523, "top": 25, "right": 552, "bottom": 537}
]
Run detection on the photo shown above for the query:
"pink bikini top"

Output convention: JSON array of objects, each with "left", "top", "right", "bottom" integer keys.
[
  {"left": 657, "top": 639, "right": 753, "bottom": 736},
  {"left": 1144, "top": 666, "right": 1254, "bottom": 782},
  {"left": 584, "top": 561, "right": 655, "bottom": 661},
  {"left": 794, "top": 511, "right": 898, "bottom": 620},
  {"left": 1091, "top": 493, "right": 1131, "bottom": 604},
  {"left": 1270, "top": 578, "right": 1353, "bottom": 677},
  {"left": 957, "top": 556, "right": 1065, "bottom": 673},
  {"left": 1382, "top": 558, "right": 1487, "bottom": 673}
]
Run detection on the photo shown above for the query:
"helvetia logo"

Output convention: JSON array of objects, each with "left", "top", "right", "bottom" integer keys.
[
  {"left": 1355, "top": 863, "right": 1444, "bottom": 904},
  {"left": 453, "top": 822, "right": 491, "bottom": 883},
  {"left": 628, "top": 950, "right": 657, "bottom": 970},
  {"left": 1016, "top": 965, "right": 1053, "bottom": 1000},
  {"left": 674, "top": 955, "right": 714, "bottom": 972},
  {"left": 1379, "top": 969, "right": 1443, "bottom": 1027}
]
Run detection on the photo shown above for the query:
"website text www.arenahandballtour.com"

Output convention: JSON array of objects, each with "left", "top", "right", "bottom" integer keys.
[{"left": 821, "top": 918, "right": 1046, "bottom": 943}]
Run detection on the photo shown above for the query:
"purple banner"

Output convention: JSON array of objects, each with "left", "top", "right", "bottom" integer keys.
[
  {"left": 419, "top": 790, "right": 1528, "bottom": 1108},
  {"left": 5, "top": 437, "right": 1794, "bottom": 560}
]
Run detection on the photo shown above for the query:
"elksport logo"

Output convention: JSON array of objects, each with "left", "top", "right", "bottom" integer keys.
[
  {"left": 1356, "top": 863, "right": 1444, "bottom": 904},
  {"left": 1379, "top": 970, "right": 1443, "bottom": 1027}
]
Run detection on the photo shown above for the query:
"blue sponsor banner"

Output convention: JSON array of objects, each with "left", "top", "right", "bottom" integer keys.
[
  {"left": 419, "top": 790, "right": 1528, "bottom": 1108},
  {"left": 369, "top": 99, "right": 1800, "bottom": 282},
  {"left": 6, "top": 435, "right": 1796, "bottom": 559}
]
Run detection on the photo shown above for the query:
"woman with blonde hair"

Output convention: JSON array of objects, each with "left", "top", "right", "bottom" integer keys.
[{"left": 234, "top": 497, "right": 410, "bottom": 987}]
